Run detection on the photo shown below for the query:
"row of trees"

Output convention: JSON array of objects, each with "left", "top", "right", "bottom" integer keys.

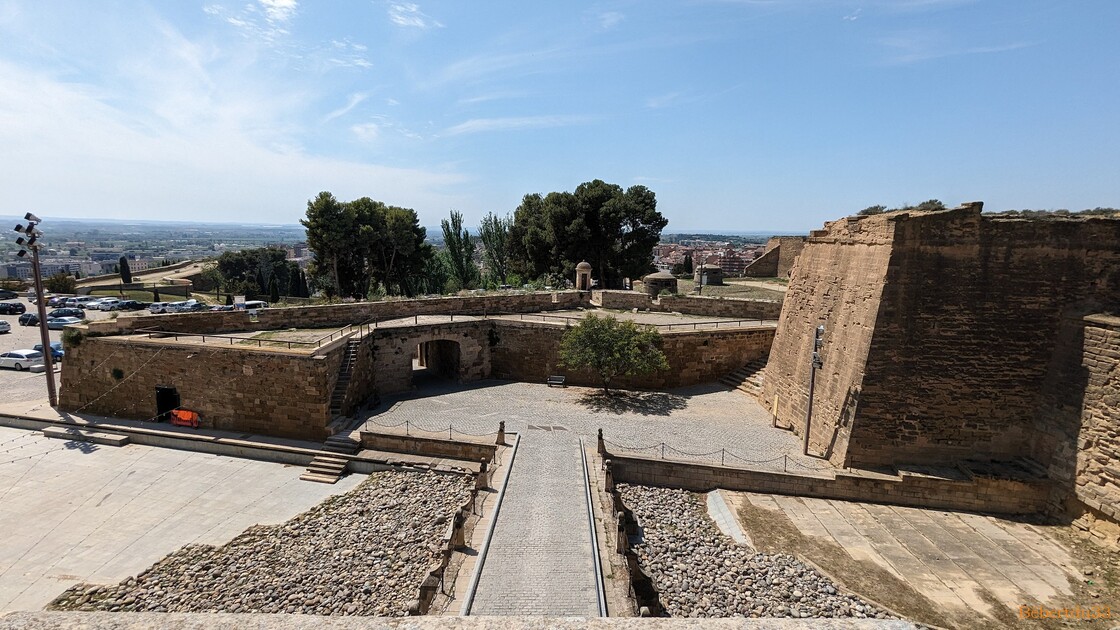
[
  {"left": 300, "top": 180, "right": 668, "bottom": 299},
  {"left": 203, "top": 248, "right": 310, "bottom": 302}
]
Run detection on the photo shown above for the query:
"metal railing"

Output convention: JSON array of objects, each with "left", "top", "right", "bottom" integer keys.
[{"left": 508, "top": 312, "right": 774, "bottom": 331}]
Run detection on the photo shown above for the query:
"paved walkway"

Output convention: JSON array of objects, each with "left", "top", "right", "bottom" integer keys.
[
  {"left": 468, "top": 428, "right": 599, "bottom": 616},
  {"left": 0, "top": 425, "right": 362, "bottom": 613}
]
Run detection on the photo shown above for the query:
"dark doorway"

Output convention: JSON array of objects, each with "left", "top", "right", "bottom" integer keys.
[{"left": 412, "top": 339, "right": 461, "bottom": 387}]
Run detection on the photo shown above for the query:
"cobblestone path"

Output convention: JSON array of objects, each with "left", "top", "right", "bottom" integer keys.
[{"left": 468, "top": 428, "right": 599, "bottom": 616}]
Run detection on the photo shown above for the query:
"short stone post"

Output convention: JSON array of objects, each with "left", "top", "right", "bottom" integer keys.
[
  {"left": 597, "top": 428, "right": 605, "bottom": 455},
  {"left": 450, "top": 509, "right": 466, "bottom": 549},
  {"left": 475, "top": 458, "right": 489, "bottom": 490},
  {"left": 616, "top": 511, "right": 628, "bottom": 554},
  {"left": 604, "top": 459, "right": 614, "bottom": 493},
  {"left": 496, "top": 420, "right": 506, "bottom": 446}
]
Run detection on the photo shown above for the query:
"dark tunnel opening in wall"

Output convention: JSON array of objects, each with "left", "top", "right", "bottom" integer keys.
[{"left": 412, "top": 339, "right": 462, "bottom": 387}]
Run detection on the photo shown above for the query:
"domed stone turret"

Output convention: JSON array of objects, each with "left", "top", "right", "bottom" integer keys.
[
  {"left": 642, "top": 270, "right": 678, "bottom": 297},
  {"left": 575, "top": 261, "right": 593, "bottom": 290}
]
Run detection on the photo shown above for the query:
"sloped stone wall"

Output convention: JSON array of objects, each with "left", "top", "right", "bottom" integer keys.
[{"left": 760, "top": 213, "right": 896, "bottom": 465}]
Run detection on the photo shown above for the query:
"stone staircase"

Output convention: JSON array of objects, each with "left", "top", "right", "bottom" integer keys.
[
  {"left": 328, "top": 339, "right": 361, "bottom": 418},
  {"left": 719, "top": 357, "right": 768, "bottom": 398},
  {"left": 300, "top": 434, "right": 361, "bottom": 484}
]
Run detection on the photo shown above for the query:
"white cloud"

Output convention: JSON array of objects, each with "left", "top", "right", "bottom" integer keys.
[
  {"left": 646, "top": 92, "right": 681, "bottom": 109},
  {"left": 387, "top": 2, "right": 443, "bottom": 29},
  {"left": 322, "top": 93, "right": 368, "bottom": 123},
  {"left": 259, "top": 0, "right": 298, "bottom": 23},
  {"left": 441, "top": 115, "right": 590, "bottom": 137},
  {"left": 878, "top": 30, "right": 1032, "bottom": 65},
  {"left": 599, "top": 11, "right": 624, "bottom": 29},
  {"left": 350, "top": 122, "right": 381, "bottom": 141}
]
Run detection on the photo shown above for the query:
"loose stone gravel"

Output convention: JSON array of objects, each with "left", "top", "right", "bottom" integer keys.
[
  {"left": 50, "top": 470, "right": 473, "bottom": 617},
  {"left": 618, "top": 484, "right": 892, "bottom": 619}
]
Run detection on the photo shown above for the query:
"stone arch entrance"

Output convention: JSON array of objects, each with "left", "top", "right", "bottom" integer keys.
[{"left": 414, "top": 338, "right": 463, "bottom": 384}]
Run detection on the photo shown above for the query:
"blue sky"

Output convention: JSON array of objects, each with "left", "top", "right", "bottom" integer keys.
[{"left": 1, "top": 0, "right": 1117, "bottom": 233}]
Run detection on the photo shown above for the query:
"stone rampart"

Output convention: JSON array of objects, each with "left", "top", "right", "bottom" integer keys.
[
  {"left": 490, "top": 320, "right": 774, "bottom": 389},
  {"left": 764, "top": 204, "right": 1120, "bottom": 471},
  {"left": 57, "top": 333, "right": 342, "bottom": 440},
  {"left": 594, "top": 291, "right": 782, "bottom": 320},
  {"left": 606, "top": 453, "right": 1051, "bottom": 516},
  {"left": 86, "top": 291, "right": 587, "bottom": 337},
  {"left": 359, "top": 431, "right": 497, "bottom": 463}
]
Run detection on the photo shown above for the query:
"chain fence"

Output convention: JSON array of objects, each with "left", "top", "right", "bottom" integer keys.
[
  {"left": 601, "top": 438, "right": 835, "bottom": 474},
  {"left": 361, "top": 415, "right": 500, "bottom": 442}
]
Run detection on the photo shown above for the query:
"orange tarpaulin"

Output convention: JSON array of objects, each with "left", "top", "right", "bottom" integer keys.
[{"left": 170, "top": 409, "right": 200, "bottom": 428}]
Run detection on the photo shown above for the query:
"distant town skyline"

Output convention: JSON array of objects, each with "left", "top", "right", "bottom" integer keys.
[{"left": 1, "top": 1, "right": 1117, "bottom": 233}]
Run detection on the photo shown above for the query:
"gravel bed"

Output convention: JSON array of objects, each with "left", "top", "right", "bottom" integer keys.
[
  {"left": 50, "top": 470, "right": 473, "bottom": 616},
  {"left": 618, "top": 484, "right": 891, "bottom": 619}
]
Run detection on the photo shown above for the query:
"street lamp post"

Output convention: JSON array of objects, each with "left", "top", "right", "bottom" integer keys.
[
  {"left": 802, "top": 324, "right": 824, "bottom": 457},
  {"left": 14, "top": 213, "right": 58, "bottom": 408}
]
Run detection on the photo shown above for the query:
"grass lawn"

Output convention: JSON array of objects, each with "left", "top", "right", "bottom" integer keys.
[{"left": 674, "top": 279, "right": 785, "bottom": 301}]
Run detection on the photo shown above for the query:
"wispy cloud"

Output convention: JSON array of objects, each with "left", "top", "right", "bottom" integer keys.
[
  {"left": 878, "top": 30, "right": 1032, "bottom": 65},
  {"left": 646, "top": 92, "right": 682, "bottom": 109},
  {"left": 259, "top": 0, "right": 298, "bottom": 23},
  {"left": 350, "top": 122, "right": 380, "bottom": 141},
  {"left": 456, "top": 91, "right": 528, "bottom": 106},
  {"left": 441, "top": 115, "right": 590, "bottom": 137},
  {"left": 598, "top": 11, "right": 624, "bottom": 30},
  {"left": 387, "top": 2, "right": 443, "bottom": 29},
  {"left": 843, "top": 8, "right": 861, "bottom": 21},
  {"left": 322, "top": 93, "right": 368, "bottom": 123}
]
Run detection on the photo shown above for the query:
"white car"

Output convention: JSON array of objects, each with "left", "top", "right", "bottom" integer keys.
[
  {"left": 0, "top": 349, "right": 43, "bottom": 371},
  {"left": 149, "top": 302, "right": 171, "bottom": 314},
  {"left": 0, "top": 321, "right": 10, "bottom": 334},
  {"left": 97, "top": 298, "right": 121, "bottom": 311}
]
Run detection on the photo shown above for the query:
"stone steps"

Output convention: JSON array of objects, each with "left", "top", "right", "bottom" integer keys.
[
  {"left": 300, "top": 453, "right": 350, "bottom": 484},
  {"left": 42, "top": 426, "right": 130, "bottom": 447},
  {"left": 323, "top": 434, "right": 361, "bottom": 455},
  {"left": 720, "top": 358, "right": 768, "bottom": 398}
]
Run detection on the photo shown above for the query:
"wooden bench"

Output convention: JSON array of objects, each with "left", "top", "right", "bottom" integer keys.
[{"left": 546, "top": 375, "right": 566, "bottom": 387}]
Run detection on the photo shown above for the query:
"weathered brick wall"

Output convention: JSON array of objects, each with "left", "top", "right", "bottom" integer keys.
[
  {"left": 1034, "top": 315, "right": 1120, "bottom": 531},
  {"left": 657, "top": 295, "right": 782, "bottom": 320},
  {"left": 597, "top": 290, "right": 657, "bottom": 310},
  {"left": 58, "top": 335, "right": 341, "bottom": 440},
  {"left": 490, "top": 320, "right": 774, "bottom": 389},
  {"left": 847, "top": 208, "right": 1120, "bottom": 467},
  {"left": 362, "top": 321, "right": 491, "bottom": 397},
  {"left": 760, "top": 213, "right": 897, "bottom": 465}
]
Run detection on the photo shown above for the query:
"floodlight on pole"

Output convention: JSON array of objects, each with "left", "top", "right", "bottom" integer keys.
[{"left": 12, "top": 214, "right": 57, "bottom": 408}]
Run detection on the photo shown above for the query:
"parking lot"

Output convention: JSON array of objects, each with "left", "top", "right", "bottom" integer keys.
[{"left": 0, "top": 300, "right": 136, "bottom": 404}]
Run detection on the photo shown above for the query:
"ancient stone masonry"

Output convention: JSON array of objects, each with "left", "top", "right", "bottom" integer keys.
[
  {"left": 743, "top": 236, "right": 807, "bottom": 278},
  {"left": 762, "top": 204, "right": 1120, "bottom": 482}
]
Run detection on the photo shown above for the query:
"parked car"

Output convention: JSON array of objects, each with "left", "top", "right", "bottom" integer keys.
[
  {"left": 117, "top": 300, "right": 149, "bottom": 311},
  {"left": 0, "top": 349, "right": 43, "bottom": 371},
  {"left": 167, "top": 299, "right": 202, "bottom": 313},
  {"left": 48, "top": 307, "right": 84, "bottom": 319},
  {"left": 0, "top": 321, "right": 10, "bottom": 334},
  {"left": 47, "top": 316, "right": 83, "bottom": 330},
  {"left": 0, "top": 302, "right": 26, "bottom": 315},
  {"left": 149, "top": 302, "right": 171, "bottom": 314},
  {"left": 97, "top": 298, "right": 121, "bottom": 311},
  {"left": 243, "top": 300, "right": 269, "bottom": 310},
  {"left": 210, "top": 305, "right": 236, "bottom": 312},
  {"left": 17, "top": 313, "right": 38, "bottom": 326},
  {"left": 0, "top": 289, "right": 18, "bottom": 300},
  {"left": 47, "top": 295, "right": 69, "bottom": 307},
  {"left": 33, "top": 342, "right": 64, "bottom": 361}
]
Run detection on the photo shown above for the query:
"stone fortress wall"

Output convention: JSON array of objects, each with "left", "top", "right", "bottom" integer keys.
[
  {"left": 761, "top": 202, "right": 1120, "bottom": 530},
  {"left": 60, "top": 291, "right": 777, "bottom": 441}
]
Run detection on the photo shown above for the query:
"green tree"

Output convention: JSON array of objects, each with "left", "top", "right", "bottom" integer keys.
[
  {"left": 509, "top": 180, "right": 667, "bottom": 288},
  {"left": 268, "top": 276, "right": 280, "bottom": 303},
  {"left": 45, "top": 272, "right": 77, "bottom": 294},
  {"left": 479, "top": 211, "right": 512, "bottom": 285},
  {"left": 119, "top": 256, "right": 132, "bottom": 284},
  {"left": 286, "top": 271, "right": 299, "bottom": 298},
  {"left": 152, "top": 288, "right": 161, "bottom": 302},
  {"left": 301, "top": 191, "right": 351, "bottom": 297},
  {"left": 558, "top": 313, "right": 669, "bottom": 394},
  {"left": 441, "top": 210, "right": 479, "bottom": 290}
]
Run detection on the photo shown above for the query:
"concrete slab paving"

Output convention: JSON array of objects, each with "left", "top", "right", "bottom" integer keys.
[
  {"left": 729, "top": 492, "right": 1085, "bottom": 622},
  {"left": 0, "top": 425, "right": 363, "bottom": 614}
]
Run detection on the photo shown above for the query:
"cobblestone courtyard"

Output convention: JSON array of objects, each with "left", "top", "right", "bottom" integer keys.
[{"left": 360, "top": 379, "right": 825, "bottom": 474}]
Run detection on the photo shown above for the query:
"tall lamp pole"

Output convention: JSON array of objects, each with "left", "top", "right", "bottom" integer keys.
[
  {"left": 14, "top": 213, "right": 58, "bottom": 408},
  {"left": 802, "top": 324, "right": 824, "bottom": 457}
]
